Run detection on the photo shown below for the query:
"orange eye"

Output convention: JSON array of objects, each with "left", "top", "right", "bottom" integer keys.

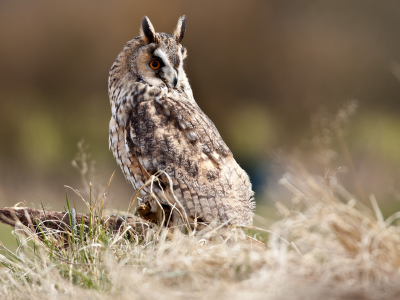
[{"left": 149, "top": 59, "right": 161, "bottom": 69}]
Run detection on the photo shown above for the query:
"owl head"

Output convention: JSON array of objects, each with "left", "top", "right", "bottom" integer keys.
[{"left": 109, "top": 16, "right": 189, "bottom": 92}]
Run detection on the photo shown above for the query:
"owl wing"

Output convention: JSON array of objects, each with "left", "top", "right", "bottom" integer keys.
[
  {"left": 158, "top": 94, "right": 232, "bottom": 158},
  {"left": 125, "top": 92, "right": 253, "bottom": 225}
]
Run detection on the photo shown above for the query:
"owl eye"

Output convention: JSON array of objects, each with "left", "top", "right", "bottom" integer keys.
[{"left": 149, "top": 59, "right": 161, "bottom": 70}]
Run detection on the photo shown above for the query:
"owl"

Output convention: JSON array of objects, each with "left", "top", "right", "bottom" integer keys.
[{"left": 108, "top": 16, "right": 255, "bottom": 227}]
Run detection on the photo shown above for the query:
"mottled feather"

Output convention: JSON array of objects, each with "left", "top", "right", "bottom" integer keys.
[{"left": 108, "top": 16, "right": 255, "bottom": 226}]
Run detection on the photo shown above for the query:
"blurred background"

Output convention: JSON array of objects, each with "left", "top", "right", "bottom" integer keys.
[{"left": 1, "top": 0, "right": 400, "bottom": 244}]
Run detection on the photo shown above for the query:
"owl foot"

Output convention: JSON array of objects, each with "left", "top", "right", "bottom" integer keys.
[
  {"left": 136, "top": 195, "right": 158, "bottom": 223},
  {"left": 136, "top": 194, "right": 172, "bottom": 225}
]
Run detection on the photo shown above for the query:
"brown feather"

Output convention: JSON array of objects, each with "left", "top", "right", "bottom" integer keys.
[{"left": 108, "top": 17, "right": 255, "bottom": 226}]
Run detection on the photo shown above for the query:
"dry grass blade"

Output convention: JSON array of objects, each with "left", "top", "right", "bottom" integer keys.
[{"left": 2, "top": 159, "right": 400, "bottom": 299}]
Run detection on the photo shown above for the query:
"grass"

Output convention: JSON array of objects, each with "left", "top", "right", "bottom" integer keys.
[
  {"left": 2, "top": 105, "right": 400, "bottom": 299},
  {"left": 1, "top": 158, "right": 400, "bottom": 300}
]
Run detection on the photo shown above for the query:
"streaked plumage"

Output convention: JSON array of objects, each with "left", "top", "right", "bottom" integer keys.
[{"left": 108, "top": 16, "right": 254, "bottom": 226}]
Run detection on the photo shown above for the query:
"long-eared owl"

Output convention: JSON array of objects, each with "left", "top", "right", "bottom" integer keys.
[{"left": 108, "top": 16, "right": 255, "bottom": 226}]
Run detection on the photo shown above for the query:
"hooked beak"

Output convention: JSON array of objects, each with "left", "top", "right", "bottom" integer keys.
[{"left": 163, "top": 67, "right": 179, "bottom": 88}]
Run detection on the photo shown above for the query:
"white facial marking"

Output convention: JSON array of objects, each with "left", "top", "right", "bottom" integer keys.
[
  {"left": 177, "top": 46, "right": 184, "bottom": 72},
  {"left": 154, "top": 49, "right": 171, "bottom": 67},
  {"left": 154, "top": 48, "right": 179, "bottom": 88}
]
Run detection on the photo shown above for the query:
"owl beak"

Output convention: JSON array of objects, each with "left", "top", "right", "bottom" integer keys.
[{"left": 163, "top": 67, "right": 179, "bottom": 89}]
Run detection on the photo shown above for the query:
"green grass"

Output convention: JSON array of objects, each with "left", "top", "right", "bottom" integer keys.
[{"left": 1, "top": 160, "right": 400, "bottom": 300}]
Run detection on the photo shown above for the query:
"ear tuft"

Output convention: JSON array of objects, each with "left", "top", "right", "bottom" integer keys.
[
  {"left": 141, "top": 16, "right": 156, "bottom": 44},
  {"left": 173, "top": 15, "right": 187, "bottom": 43}
]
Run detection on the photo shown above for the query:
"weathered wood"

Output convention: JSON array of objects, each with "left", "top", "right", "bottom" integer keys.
[
  {"left": 0, "top": 207, "right": 266, "bottom": 249},
  {"left": 0, "top": 207, "right": 155, "bottom": 237}
]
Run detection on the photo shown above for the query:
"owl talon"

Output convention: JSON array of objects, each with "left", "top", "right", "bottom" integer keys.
[
  {"left": 137, "top": 202, "right": 151, "bottom": 217},
  {"left": 136, "top": 195, "right": 161, "bottom": 223}
]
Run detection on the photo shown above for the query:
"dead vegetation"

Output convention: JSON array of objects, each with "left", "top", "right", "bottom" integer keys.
[
  {"left": 1, "top": 159, "right": 400, "bottom": 300},
  {"left": 1, "top": 104, "right": 400, "bottom": 299}
]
